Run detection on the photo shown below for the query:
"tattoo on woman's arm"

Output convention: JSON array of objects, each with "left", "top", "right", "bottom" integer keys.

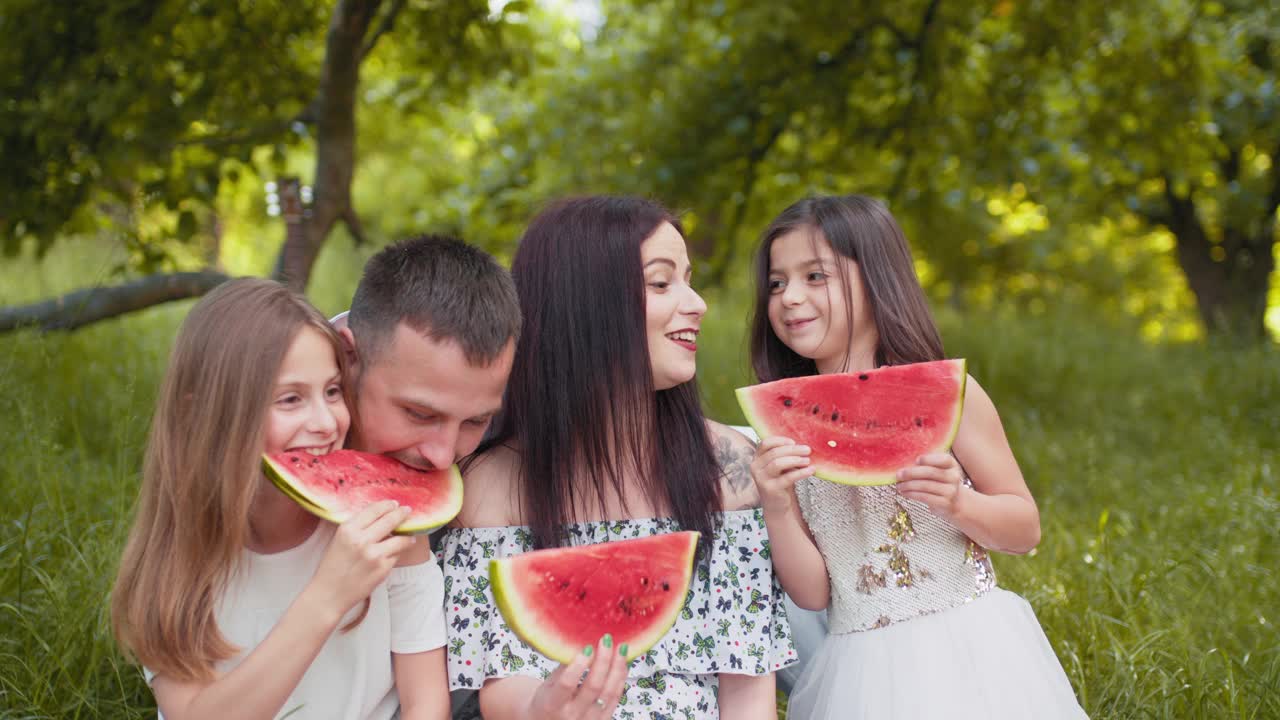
[{"left": 715, "top": 436, "right": 755, "bottom": 492}]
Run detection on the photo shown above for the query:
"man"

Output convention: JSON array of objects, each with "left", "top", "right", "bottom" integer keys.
[
  {"left": 335, "top": 234, "right": 520, "bottom": 719},
  {"left": 338, "top": 235, "right": 519, "bottom": 472}
]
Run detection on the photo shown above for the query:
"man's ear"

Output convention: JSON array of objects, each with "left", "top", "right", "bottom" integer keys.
[{"left": 338, "top": 326, "right": 360, "bottom": 371}]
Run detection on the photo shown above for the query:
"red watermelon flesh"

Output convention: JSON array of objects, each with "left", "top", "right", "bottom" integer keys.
[
  {"left": 262, "top": 449, "right": 463, "bottom": 534},
  {"left": 490, "top": 531, "right": 699, "bottom": 665},
  {"left": 735, "top": 359, "right": 967, "bottom": 486}
]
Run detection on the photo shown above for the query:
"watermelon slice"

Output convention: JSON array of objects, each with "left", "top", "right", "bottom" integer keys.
[
  {"left": 735, "top": 359, "right": 967, "bottom": 486},
  {"left": 490, "top": 531, "right": 699, "bottom": 665},
  {"left": 262, "top": 449, "right": 463, "bottom": 534}
]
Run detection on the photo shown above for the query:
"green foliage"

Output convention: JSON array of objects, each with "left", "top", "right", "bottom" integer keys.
[
  {"left": 5, "top": 0, "right": 1279, "bottom": 340},
  {"left": 0, "top": 0, "right": 521, "bottom": 271},
  {"left": 434, "top": 0, "right": 1279, "bottom": 340},
  {"left": 0, "top": 0, "right": 326, "bottom": 256},
  {"left": 2, "top": 246, "right": 1278, "bottom": 717}
]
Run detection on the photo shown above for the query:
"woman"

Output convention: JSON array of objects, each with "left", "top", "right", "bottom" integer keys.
[{"left": 440, "top": 196, "right": 796, "bottom": 719}]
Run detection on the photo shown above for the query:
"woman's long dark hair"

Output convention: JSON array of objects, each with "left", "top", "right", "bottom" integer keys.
[
  {"left": 481, "top": 196, "right": 721, "bottom": 552},
  {"left": 749, "top": 194, "right": 945, "bottom": 381}
]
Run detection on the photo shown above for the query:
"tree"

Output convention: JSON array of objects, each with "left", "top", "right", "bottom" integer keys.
[
  {"left": 452, "top": 0, "right": 1276, "bottom": 343},
  {"left": 1052, "top": 0, "right": 1280, "bottom": 342},
  {"left": 1, "top": 0, "right": 517, "bottom": 332}
]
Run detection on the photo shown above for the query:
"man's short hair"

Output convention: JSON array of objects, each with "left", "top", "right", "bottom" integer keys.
[{"left": 348, "top": 234, "right": 521, "bottom": 366}]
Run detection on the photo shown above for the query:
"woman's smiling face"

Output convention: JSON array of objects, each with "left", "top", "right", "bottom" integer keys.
[{"left": 641, "top": 222, "right": 707, "bottom": 391}]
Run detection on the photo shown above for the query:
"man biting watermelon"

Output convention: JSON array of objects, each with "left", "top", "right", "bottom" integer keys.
[{"left": 333, "top": 234, "right": 522, "bottom": 719}]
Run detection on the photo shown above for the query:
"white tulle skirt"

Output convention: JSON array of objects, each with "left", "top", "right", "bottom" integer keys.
[{"left": 786, "top": 589, "right": 1088, "bottom": 720}]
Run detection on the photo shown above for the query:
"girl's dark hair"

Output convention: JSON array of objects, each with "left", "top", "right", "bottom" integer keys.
[
  {"left": 481, "top": 196, "right": 721, "bottom": 552},
  {"left": 749, "top": 194, "right": 944, "bottom": 381}
]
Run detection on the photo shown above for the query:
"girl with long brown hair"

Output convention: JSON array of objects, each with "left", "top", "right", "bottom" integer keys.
[
  {"left": 746, "top": 195, "right": 1087, "bottom": 719},
  {"left": 112, "top": 278, "right": 449, "bottom": 720}
]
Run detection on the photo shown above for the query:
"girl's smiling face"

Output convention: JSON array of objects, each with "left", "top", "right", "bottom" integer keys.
[
  {"left": 766, "top": 227, "right": 877, "bottom": 373},
  {"left": 265, "top": 326, "right": 350, "bottom": 456}
]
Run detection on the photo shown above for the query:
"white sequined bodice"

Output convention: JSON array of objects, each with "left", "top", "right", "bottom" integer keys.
[{"left": 796, "top": 477, "right": 996, "bottom": 634}]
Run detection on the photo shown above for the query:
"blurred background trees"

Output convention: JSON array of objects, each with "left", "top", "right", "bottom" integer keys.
[{"left": 2, "top": 0, "right": 1278, "bottom": 344}]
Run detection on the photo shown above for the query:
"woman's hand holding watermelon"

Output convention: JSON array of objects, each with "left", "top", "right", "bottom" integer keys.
[
  {"left": 305, "top": 500, "right": 417, "bottom": 621},
  {"left": 895, "top": 453, "right": 966, "bottom": 520},
  {"left": 523, "top": 634, "right": 630, "bottom": 719},
  {"left": 749, "top": 436, "right": 813, "bottom": 513}
]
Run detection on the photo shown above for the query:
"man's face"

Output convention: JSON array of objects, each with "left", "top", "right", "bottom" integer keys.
[{"left": 343, "top": 322, "right": 514, "bottom": 471}]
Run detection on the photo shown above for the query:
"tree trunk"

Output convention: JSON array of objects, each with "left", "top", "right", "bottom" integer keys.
[
  {"left": 1164, "top": 189, "right": 1275, "bottom": 343},
  {"left": 274, "top": 0, "right": 381, "bottom": 291}
]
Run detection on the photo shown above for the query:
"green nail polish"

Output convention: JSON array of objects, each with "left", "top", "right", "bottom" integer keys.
[
  {"left": 583, "top": 645, "right": 593, "bottom": 657},
  {"left": 602, "top": 633, "right": 613, "bottom": 648},
  {"left": 619, "top": 644, "right": 628, "bottom": 657}
]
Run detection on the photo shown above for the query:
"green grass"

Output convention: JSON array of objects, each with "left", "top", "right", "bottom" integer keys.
[{"left": 2, "top": 244, "right": 1277, "bottom": 718}]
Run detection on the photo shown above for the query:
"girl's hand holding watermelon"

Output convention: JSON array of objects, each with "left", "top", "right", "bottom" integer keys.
[
  {"left": 895, "top": 452, "right": 967, "bottom": 521},
  {"left": 305, "top": 500, "right": 417, "bottom": 621},
  {"left": 747, "top": 436, "right": 832, "bottom": 611},
  {"left": 749, "top": 436, "right": 813, "bottom": 513}
]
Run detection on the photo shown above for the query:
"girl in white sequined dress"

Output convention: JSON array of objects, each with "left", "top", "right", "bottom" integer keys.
[{"left": 745, "top": 195, "right": 1088, "bottom": 719}]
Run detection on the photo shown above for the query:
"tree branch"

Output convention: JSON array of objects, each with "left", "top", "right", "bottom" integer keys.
[
  {"left": 1220, "top": 144, "right": 1241, "bottom": 184},
  {"left": 707, "top": 114, "right": 790, "bottom": 285},
  {"left": 362, "top": 0, "right": 406, "bottom": 60},
  {"left": 175, "top": 120, "right": 296, "bottom": 150},
  {"left": 343, "top": 207, "right": 370, "bottom": 246},
  {"left": 877, "top": 0, "right": 943, "bottom": 195},
  {"left": 1266, "top": 140, "right": 1280, "bottom": 219},
  {"left": 0, "top": 271, "right": 230, "bottom": 333},
  {"left": 874, "top": 0, "right": 942, "bottom": 149}
]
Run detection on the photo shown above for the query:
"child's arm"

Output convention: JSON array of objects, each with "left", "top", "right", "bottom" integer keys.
[
  {"left": 718, "top": 672, "right": 778, "bottom": 719},
  {"left": 751, "top": 437, "right": 830, "bottom": 610},
  {"left": 394, "top": 649, "right": 449, "bottom": 720},
  {"left": 390, "top": 540, "right": 450, "bottom": 720},
  {"left": 896, "top": 376, "right": 1041, "bottom": 554},
  {"left": 153, "top": 502, "right": 416, "bottom": 720}
]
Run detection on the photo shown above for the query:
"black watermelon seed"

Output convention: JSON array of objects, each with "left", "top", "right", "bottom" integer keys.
[
  {"left": 782, "top": 398, "right": 793, "bottom": 407},
  {"left": 662, "top": 581, "right": 670, "bottom": 591},
  {"left": 914, "top": 417, "right": 923, "bottom": 427},
  {"left": 811, "top": 405, "right": 820, "bottom": 414},
  {"left": 578, "top": 590, "right": 587, "bottom": 600},
  {"left": 831, "top": 411, "right": 840, "bottom": 421},
  {"left": 641, "top": 577, "right": 649, "bottom": 585},
  {"left": 859, "top": 373, "right": 869, "bottom": 380}
]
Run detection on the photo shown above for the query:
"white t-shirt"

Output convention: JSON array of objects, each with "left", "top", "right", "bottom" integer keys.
[{"left": 148, "top": 523, "right": 446, "bottom": 720}]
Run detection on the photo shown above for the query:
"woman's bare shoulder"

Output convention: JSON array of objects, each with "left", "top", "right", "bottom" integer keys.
[
  {"left": 453, "top": 443, "right": 522, "bottom": 528},
  {"left": 705, "top": 420, "right": 761, "bottom": 511}
]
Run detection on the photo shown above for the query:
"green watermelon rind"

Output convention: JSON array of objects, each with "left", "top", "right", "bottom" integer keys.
[
  {"left": 490, "top": 531, "right": 700, "bottom": 666},
  {"left": 735, "top": 359, "right": 968, "bottom": 487},
  {"left": 261, "top": 453, "right": 464, "bottom": 535}
]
